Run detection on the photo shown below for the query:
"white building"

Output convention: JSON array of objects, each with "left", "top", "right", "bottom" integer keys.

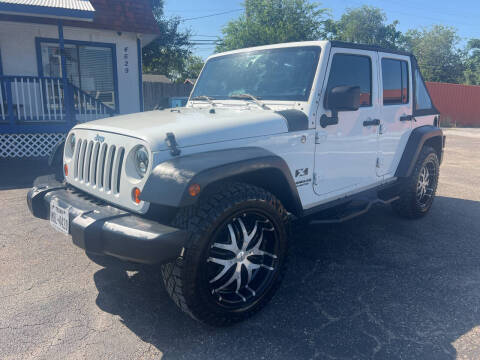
[{"left": 0, "top": 0, "right": 159, "bottom": 158}]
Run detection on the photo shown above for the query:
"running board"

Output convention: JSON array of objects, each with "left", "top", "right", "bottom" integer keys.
[{"left": 308, "top": 196, "right": 399, "bottom": 225}]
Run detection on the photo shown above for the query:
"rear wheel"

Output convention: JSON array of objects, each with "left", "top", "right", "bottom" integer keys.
[
  {"left": 161, "top": 183, "right": 288, "bottom": 326},
  {"left": 392, "top": 146, "right": 440, "bottom": 219}
]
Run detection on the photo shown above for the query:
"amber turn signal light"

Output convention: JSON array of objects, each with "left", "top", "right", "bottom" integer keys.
[
  {"left": 132, "top": 187, "right": 141, "bottom": 204},
  {"left": 64, "top": 163, "right": 68, "bottom": 176},
  {"left": 188, "top": 184, "right": 201, "bottom": 197}
]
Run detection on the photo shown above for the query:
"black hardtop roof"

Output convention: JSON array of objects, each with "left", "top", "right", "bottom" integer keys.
[{"left": 330, "top": 41, "right": 413, "bottom": 57}]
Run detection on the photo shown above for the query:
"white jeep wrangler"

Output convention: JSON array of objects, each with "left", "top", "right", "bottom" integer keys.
[{"left": 28, "top": 40, "right": 445, "bottom": 326}]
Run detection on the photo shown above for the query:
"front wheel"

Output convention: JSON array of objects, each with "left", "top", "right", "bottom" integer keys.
[
  {"left": 161, "top": 183, "right": 289, "bottom": 326},
  {"left": 392, "top": 146, "right": 440, "bottom": 219}
]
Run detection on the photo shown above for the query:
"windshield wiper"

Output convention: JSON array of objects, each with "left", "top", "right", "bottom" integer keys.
[
  {"left": 229, "top": 93, "right": 270, "bottom": 110},
  {"left": 191, "top": 95, "right": 216, "bottom": 106}
]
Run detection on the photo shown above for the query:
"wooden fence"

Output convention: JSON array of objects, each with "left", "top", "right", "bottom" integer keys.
[{"left": 143, "top": 82, "right": 193, "bottom": 110}]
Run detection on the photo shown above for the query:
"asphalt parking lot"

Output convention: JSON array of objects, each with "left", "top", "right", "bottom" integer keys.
[{"left": 1, "top": 128, "right": 479, "bottom": 359}]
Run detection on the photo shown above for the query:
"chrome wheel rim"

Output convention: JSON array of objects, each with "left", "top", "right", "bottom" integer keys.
[
  {"left": 416, "top": 160, "right": 437, "bottom": 207},
  {"left": 206, "top": 212, "right": 279, "bottom": 308}
]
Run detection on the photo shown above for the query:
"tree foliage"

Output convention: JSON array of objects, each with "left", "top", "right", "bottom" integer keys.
[
  {"left": 142, "top": 16, "right": 192, "bottom": 81},
  {"left": 150, "top": 0, "right": 164, "bottom": 19},
  {"left": 326, "top": 7, "right": 472, "bottom": 84},
  {"left": 182, "top": 55, "right": 205, "bottom": 81},
  {"left": 143, "top": 0, "right": 479, "bottom": 86},
  {"left": 326, "top": 6, "right": 403, "bottom": 50},
  {"left": 403, "top": 25, "right": 465, "bottom": 83},
  {"left": 143, "top": 0, "right": 204, "bottom": 82},
  {"left": 216, "top": 0, "right": 329, "bottom": 52},
  {"left": 464, "top": 39, "right": 480, "bottom": 85}
]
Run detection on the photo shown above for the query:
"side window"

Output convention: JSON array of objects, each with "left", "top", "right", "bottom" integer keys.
[
  {"left": 381, "top": 58, "right": 409, "bottom": 105},
  {"left": 326, "top": 54, "right": 372, "bottom": 107},
  {"left": 414, "top": 68, "right": 433, "bottom": 110}
]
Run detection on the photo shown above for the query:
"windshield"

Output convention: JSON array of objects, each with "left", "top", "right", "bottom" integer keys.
[{"left": 191, "top": 46, "right": 321, "bottom": 102}]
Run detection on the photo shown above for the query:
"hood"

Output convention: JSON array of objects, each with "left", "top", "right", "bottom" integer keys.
[{"left": 73, "top": 107, "right": 289, "bottom": 151}]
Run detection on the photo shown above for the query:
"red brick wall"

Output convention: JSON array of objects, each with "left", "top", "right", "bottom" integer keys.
[{"left": 426, "top": 82, "right": 480, "bottom": 127}]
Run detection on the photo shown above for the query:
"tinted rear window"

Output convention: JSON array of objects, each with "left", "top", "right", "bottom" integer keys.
[
  {"left": 382, "top": 58, "right": 409, "bottom": 105},
  {"left": 415, "top": 68, "right": 433, "bottom": 110}
]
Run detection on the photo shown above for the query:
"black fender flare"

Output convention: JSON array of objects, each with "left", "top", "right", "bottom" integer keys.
[
  {"left": 48, "top": 139, "right": 66, "bottom": 181},
  {"left": 140, "top": 147, "right": 303, "bottom": 215},
  {"left": 395, "top": 125, "right": 444, "bottom": 178},
  {"left": 48, "top": 139, "right": 65, "bottom": 168}
]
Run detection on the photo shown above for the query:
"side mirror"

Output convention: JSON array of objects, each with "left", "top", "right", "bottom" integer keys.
[
  {"left": 326, "top": 85, "right": 360, "bottom": 111},
  {"left": 321, "top": 86, "right": 361, "bottom": 128}
]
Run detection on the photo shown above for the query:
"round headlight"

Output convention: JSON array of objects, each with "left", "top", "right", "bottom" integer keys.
[
  {"left": 134, "top": 146, "right": 149, "bottom": 177},
  {"left": 69, "top": 133, "right": 76, "bottom": 151},
  {"left": 64, "top": 133, "right": 76, "bottom": 160}
]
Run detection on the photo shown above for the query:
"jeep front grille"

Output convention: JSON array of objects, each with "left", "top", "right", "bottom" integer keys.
[{"left": 73, "top": 138, "right": 125, "bottom": 195}]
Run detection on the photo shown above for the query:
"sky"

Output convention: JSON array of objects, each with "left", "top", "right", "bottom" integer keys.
[{"left": 163, "top": 0, "right": 480, "bottom": 59}]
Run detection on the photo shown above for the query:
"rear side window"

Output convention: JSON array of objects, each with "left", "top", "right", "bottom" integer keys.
[
  {"left": 382, "top": 59, "right": 409, "bottom": 105},
  {"left": 326, "top": 54, "right": 372, "bottom": 107},
  {"left": 414, "top": 68, "right": 433, "bottom": 111}
]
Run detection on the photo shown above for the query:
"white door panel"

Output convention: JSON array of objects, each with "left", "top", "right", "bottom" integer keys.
[
  {"left": 314, "top": 49, "right": 380, "bottom": 196},
  {"left": 377, "top": 53, "right": 413, "bottom": 176},
  {"left": 315, "top": 117, "right": 378, "bottom": 194}
]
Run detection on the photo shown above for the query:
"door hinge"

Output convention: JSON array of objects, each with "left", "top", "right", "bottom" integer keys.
[
  {"left": 313, "top": 172, "right": 318, "bottom": 186},
  {"left": 379, "top": 124, "right": 384, "bottom": 135},
  {"left": 315, "top": 132, "right": 327, "bottom": 144},
  {"left": 376, "top": 157, "right": 381, "bottom": 168}
]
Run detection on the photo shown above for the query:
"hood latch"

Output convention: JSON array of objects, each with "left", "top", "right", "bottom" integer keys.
[{"left": 165, "top": 132, "right": 181, "bottom": 156}]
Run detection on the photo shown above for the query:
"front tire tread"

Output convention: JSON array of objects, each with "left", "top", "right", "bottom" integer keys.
[{"left": 161, "top": 183, "right": 288, "bottom": 326}]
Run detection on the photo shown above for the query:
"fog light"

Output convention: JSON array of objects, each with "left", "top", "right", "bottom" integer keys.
[
  {"left": 132, "top": 187, "right": 141, "bottom": 204},
  {"left": 188, "top": 184, "right": 201, "bottom": 197},
  {"left": 64, "top": 163, "right": 68, "bottom": 176}
]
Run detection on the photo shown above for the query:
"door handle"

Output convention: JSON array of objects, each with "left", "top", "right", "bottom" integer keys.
[
  {"left": 400, "top": 115, "right": 413, "bottom": 121},
  {"left": 363, "top": 119, "right": 380, "bottom": 127}
]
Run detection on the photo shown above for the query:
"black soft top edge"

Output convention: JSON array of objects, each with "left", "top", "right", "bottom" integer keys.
[{"left": 330, "top": 41, "right": 413, "bottom": 57}]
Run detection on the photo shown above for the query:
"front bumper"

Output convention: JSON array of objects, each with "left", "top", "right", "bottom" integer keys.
[{"left": 27, "top": 176, "right": 186, "bottom": 264}]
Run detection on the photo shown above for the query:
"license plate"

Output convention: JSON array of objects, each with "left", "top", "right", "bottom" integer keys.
[{"left": 50, "top": 200, "right": 70, "bottom": 234}]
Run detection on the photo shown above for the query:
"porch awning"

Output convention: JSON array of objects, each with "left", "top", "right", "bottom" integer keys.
[{"left": 0, "top": 0, "right": 95, "bottom": 21}]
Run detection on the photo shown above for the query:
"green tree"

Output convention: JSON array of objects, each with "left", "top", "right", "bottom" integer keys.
[
  {"left": 327, "top": 6, "right": 403, "bottom": 50},
  {"left": 142, "top": 16, "right": 192, "bottom": 79},
  {"left": 182, "top": 55, "right": 204, "bottom": 81},
  {"left": 150, "top": 0, "right": 164, "bottom": 19},
  {"left": 143, "top": 0, "right": 193, "bottom": 80},
  {"left": 464, "top": 39, "right": 480, "bottom": 85},
  {"left": 216, "top": 0, "right": 329, "bottom": 52},
  {"left": 403, "top": 25, "right": 465, "bottom": 83}
]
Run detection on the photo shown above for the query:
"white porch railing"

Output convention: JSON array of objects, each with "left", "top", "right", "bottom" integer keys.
[
  {"left": 72, "top": 87, "right": 115, "bottom": 123},
  {"left": 0, "top": 76, "right": 115, "bottom": 124}
]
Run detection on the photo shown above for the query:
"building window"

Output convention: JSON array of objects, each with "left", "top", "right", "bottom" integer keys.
[
  {"left": 326, "top": 54, "right": 372, "bottom": 107},
  {"left": 40, "top": 42, "right": 116, "bottom": 110},
  {"left": 382, "top": 58, "right": 409, "bottom": 105}
]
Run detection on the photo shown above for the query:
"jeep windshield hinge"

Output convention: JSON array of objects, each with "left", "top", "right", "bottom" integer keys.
[
  {"left": 320, "top": 111, "right": 339, "bottom": 128},
  {"left": 165, "top": 132, "right": 181, "bottom": 156}
]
